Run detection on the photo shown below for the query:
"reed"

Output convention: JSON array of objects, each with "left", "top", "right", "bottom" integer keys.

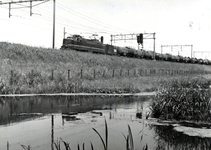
[
  {"left": 150, "top": 77, "right": 211, "bottom": 122},
  {"left": 92, "top": 119, "right": 108, "bottom": 150},
  {"left": 60, "top": 138, "right": 71, "bottom": 150},
  {"left": 54, "top": 140, "right": 61, "bottom": 150},
  {"left": 122, "top": 125, "right": 134, "bottom": 150},
  {"left": 122, "top": 125, "right": 149, "bottom": 150},
  {"left": 21, "top": 145, "right": 30, "bottom": 150},
  {"left": 18, "top": 119, "right": 150, "bottom": 150}
]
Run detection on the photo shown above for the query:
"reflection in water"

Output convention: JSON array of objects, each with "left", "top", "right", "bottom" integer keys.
[
  {"left": 51, "top": 115, "right": 54, "bottom": 150},
  {"left": 0, "top": 95, "right": 150, "bottom": 125},
  {"left": 0, "top": 95, "right": 211, "bottom": 150},
  {"left": 153, "top": 125, "right": 211, "bottom": 150}
]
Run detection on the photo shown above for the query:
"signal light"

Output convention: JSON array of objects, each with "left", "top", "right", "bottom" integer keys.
[
  {"left": 100, "top": 36, "right": 104, "bottom": 43},
  {"left": 140, "top": 33, "right": 143, "bottom": 45},
  {"left": 137, "top": 33, "right": 143, "bottom": 45}
]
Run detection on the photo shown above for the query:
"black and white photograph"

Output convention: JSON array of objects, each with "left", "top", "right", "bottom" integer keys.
[{"left": 0, "top": 0, "right": 211, "bottom": 149}]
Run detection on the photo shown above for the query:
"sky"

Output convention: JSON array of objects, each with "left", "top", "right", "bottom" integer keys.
[{"left": 0, "top": 0, "right": 211, "bottom": 59}]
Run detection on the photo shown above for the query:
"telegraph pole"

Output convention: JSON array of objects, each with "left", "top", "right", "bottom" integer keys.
[
  {"left": 52, "top": 0, "right": 56, "bottom": 49},
  {"left": 9, "top": 3, "right": 11, "bottom": 17},
  {"left": 191, "top": 45, "right": 193, "bottom": 58},
  {"left": 0, "top": 0, "right": 53, "bottom": 47},
  {"left": 161, "top": 45, "right": 193, "bottom": 58},
  {"left": 63, "top": 27, "right": 66, "bottom": 39},
  {"left": 0, "top": 0, "right": 46, "bottom": 17},
  {"left": 30, "top": 1, "right": 32, "bottom": 16},
  {"left": 153, "top": 33, "right": 156, "bottom": 60},
  {"left": 110, "top": 33, "right": 156, "bottom": 59}
]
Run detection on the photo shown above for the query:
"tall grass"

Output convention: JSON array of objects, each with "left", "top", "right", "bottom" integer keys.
[
  {"left": 48, "top": 119, "right": 148, "bottom": 150},
  {"left": 122, "top": 125, "right": 134, "bottom": 150},
  {"left": 150, "top": 77, "right": 211, "bottom": 122},
  {"left": 0, "top": 42, "right": 210, "bottom": 94},
  {"left": 92, "top": 119, "right": 108, "bottom": 150}
]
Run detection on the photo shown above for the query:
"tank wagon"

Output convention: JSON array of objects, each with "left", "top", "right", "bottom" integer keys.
[{"left": 61, "top": 34, "right": 211, "bottom": 65}]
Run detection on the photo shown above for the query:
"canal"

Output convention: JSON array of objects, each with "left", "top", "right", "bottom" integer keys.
[{"left": 0, "top": 95, "right": 211, "bottom": 150}]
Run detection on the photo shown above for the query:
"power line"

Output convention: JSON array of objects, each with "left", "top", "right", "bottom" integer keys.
[
  {"left": 0, "top": 0, "right": 56, "bottom": 48},
  {"left": 55, "top": 1, "right": 136, "bottom": 33}
]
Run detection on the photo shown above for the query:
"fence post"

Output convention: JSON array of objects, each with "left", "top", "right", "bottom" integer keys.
[
  {"left": 68, "top": 70, "right": 70, "bottom": 80},
  {"left": 10, "top": 70, "right": 13, "bottom": 85},
  {"left": 120, "top": 69, "right": 122, "bottom": 77},
  {"left": 81, "top": 69, "right": 83, "bottom": 79},
  {"left": 145, "top": 69, "right": 147, "bottom": 76},
  {"left": 51, "top": 70, "right": 54, "bottom": 80},
  {"left": 103, "top": 70, "right": 105, "bottom": 77},
  {"left": 128, "top": 69, "right": 130, "bottom": 76},
  {"left": 7, "top": 141, "right": 9, "bottom": 150}
]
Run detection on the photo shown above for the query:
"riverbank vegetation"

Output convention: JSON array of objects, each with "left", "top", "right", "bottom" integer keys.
[
  {"left": 0, "top": 42, "right": 211, "bottom": 94},
  {"left": 150, "top": 77, "right": 211, "bottom": 122}
]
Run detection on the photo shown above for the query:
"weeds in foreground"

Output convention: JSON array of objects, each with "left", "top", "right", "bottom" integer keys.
[
  {"left": 21, "top": 145, "right": 30, "bottom": 150},
  {"left": 92, "top": 119, "right": 108, "bottom": 150},
  {"left": 150, "top": 77, "right": 211, "bottom": 122},
  {"left": 122, "top": 125, "right": 134, "bottom": 150},
  {"left": 23, "top": 119, "right": 148, "bottom": 150}
]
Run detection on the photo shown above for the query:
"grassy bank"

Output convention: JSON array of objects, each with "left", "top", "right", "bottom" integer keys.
[{"left": 0, "top": 42, "right": 211, "bottom": 94}]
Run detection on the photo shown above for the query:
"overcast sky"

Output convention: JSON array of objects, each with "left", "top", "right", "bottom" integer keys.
[{"left": 0, "top": 0, "right": 211, "bottom": 59}]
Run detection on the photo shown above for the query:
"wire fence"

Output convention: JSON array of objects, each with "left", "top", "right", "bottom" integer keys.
[{"left": 21, "top": 68, "right": 211, "bottom": 81}]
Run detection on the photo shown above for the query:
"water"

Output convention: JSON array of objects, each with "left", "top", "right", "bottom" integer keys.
[{"left": 0, "top": 95, "right": 211, "bottom": 150}]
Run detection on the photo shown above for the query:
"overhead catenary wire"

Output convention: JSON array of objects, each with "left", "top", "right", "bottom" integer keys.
[
  {"left": 55, "top": 1, "right": 136, "bottom": 33},
  {"left": 0, "top": 1, "right": 170, "bottom": 53},
  {"left": 1, "top": 0, "right": 139, "bottom": 36}
]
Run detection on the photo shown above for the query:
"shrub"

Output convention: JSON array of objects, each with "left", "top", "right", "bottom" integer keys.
[{"left": 150, "top": 77, "right": 211, "bottom": 122}]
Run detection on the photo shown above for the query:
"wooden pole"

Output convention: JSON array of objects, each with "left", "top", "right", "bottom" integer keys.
[
  {"left": 51, "top": 70, "right": 54, "bottom": 80},
  {"left": 52, "top": 0, "right": 56, "bottom": 49},
  {"left": 68, "top": 70, "right": 70, "bottom": 80},
  {"left": 51, "top": 115, "right": 54, "bottom": 150}
]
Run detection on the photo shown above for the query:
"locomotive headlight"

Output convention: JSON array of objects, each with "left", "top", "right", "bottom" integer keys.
[{"left": 114, "top": 49, "right": 117, "bottom": 53}]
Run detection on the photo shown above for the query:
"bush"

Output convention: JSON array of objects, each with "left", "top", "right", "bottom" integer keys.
[{"left": 150, "top": 77, "right": 211, "bottom": 122}]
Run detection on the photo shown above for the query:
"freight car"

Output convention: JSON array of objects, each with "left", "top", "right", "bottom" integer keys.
[{"left": 61, "top": 34, "right": 211, "bottom": 65}]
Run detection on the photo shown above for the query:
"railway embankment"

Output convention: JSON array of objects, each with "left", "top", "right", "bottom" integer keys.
[{"left": 0, "top": 42, "right": 211, "bottom": 94}]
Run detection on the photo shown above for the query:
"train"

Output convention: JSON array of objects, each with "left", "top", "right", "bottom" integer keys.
[{"left": 61, "top": 34, "right": 211, "bottom": 65}]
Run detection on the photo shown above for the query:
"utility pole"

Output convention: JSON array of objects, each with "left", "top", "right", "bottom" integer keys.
[
  {"left": 193, "top": 51, "right": 211, "bottom": 59},
  {"left": 153, "top": 33, "right": 156, "bottom": 60},
  {"left": 0, "top": 0, "right": 46, "bottom": 17},
  {"left": 110, "top": 33, "right": 156, "bottom": 59},
  {"left": 9, "top": 3, "right": 11, "bottom": 18},
  {"left": 0, "top": 0, "right": 53, "bottom": 47},
  {"left": 63, "top": 27, "right": 66, "bottom": 39},
  {"left": 191, "top": 45, "right": 193, "bottom": 58},
  {"left": 30, "top": 1, "right": 32, "bottom": 16},
  {"left": 52, "top": 0, "right": 56, "bottom": 49},
  {"left": 161, "top": 45, "right": 193, "bottom": 58}
]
